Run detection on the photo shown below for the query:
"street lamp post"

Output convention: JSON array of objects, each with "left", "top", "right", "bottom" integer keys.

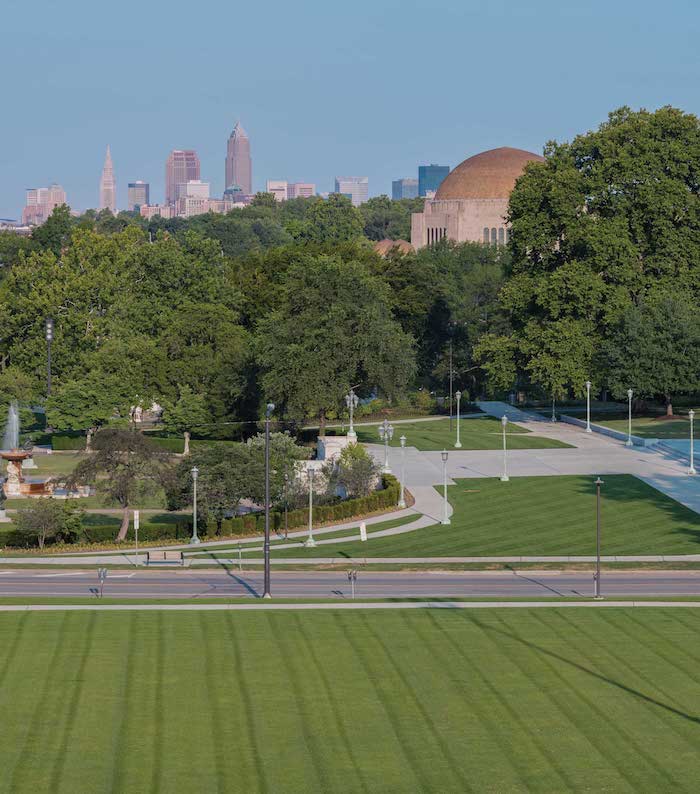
[
  {"left": 398, "top": 435, "right": 407, "bottom": 508},
  {"left": 500, "top": 414, "right": 510, "bottom": 482},
  {"left": 594, "top": 477, "right": 604, "bottom": 599},
  {"left": 345, "top": 389, "right": 359, "bottom": 441},
  {"left": 283, "top": 470, "right": 290, "bottom": 539},
  {"left": 585, "top": 381, "right": 592, "bottom": 433},
  {"left": 626, "top": 389, "right": 633, "bottom": 447},
  {"left": 305, "top": 465, "right": 316, "bottom": 548},
  {"left": 45, "top": 317, "right": 54, "bottom": 397},
  {"left": 263, "top": 402, "right": 274, "bottom": 599},
  {"left": 449, "top": 339, "right": 454, "bottom": 430},
  {"left": 454, "top": 390, "right": 462, "bottom": 448},
  {"left": 378, "top": 419, "right": 394, "bottom": 474},
  {"left": 190, "top": 466, "right": 200, "bottom": 545},
  {"left": 689, "top": 410, "right": 696, "bottom": 476},
  {"left": 441, "top": 450, "right": 450, "bottom": 525},
  {"left": 551, "top": 396, "right": 557, "bottom": 423}
]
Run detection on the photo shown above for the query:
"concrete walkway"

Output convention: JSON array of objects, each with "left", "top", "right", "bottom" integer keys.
[{"left": 0, "top": 601, "right": 698, "bottom": 611}]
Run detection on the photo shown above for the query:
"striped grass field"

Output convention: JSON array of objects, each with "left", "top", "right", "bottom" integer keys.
[
  {"left": 355, "top": 416, "right": 572, "bottom": 450},
  {"left": 1, "top": 609, "right": 699, "bottom": 792},
  {"left": 269, "top": 475, "right": 700, "bottom": 558}
]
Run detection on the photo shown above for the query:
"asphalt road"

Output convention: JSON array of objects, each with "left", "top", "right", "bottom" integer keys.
[{"left": 2, "top": 569, "right": 700, "bottom": 599}]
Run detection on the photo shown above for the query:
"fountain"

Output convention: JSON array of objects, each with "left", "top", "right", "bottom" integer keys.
[{"left": 1, "top": 402, "right": 30, "bottom": 498}]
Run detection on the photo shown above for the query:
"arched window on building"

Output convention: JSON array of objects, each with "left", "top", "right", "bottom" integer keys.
[
  {"left": 483, "top": 227, "right": 489, "bottom": 243},
  {"left": 498, "top": 227, "right": 505, "bottom": 245},
  {"left": 491, "top": 228, "right": 497, "bottom": 245}
]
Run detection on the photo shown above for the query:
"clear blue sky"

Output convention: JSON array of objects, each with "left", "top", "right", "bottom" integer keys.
[{"left": 2, "top": 0, "right": 699, "bottom": 218}]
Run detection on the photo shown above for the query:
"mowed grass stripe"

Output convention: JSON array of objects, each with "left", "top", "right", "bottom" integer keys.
[
  {"left": 198, "top": 612, "right": 227, "bottom": 793},
  {"left": 331, "top": 611, "right": 429, "bottom": 790},
  {"left": 224, "top": 614, "right": 267, "bottom": 794},
  {"left": 555, "top": 610, "right": 700, "bottom": 768},
  {"left": 291, "top": 614, "right": 371, "bottom": 793},
  {"left": 497, "top": 611, "right": 679, "bottom": 791},
  {"left": 423, "top": 611, "right": 566, "bottom": 791}
]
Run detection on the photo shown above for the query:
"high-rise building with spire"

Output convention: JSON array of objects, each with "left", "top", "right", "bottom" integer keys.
[
  {"left": 165, "top": 150, "right": 200, "bottom": 205},
  {"left": 225, "top": 121, "right": 252, "bottom": 194},
  {"left": 99, "top": 145, "right": 117, "bottom": 213}
]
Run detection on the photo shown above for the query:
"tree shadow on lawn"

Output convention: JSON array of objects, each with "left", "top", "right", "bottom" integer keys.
[
  {"left": 475, "top": 618, "right": 700, "bottom": 726},
  {"left": 570, "top": 475, "right": 700, "bottom": 548}
]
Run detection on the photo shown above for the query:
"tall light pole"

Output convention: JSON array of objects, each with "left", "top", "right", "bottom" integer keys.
[
  {"left": 398, "top": 435, "right": 407, "bottom": 508},
  {"left": 626, "top": 389, "right": 633, "bottom": 447},
  {"left": 689, "top": 410, "right": 696, "bottom": 476},
  {"left": 283, "top": 470, "right": 289, "bottom": 539},
  {"left": 500, "top": 414, "right": 510, "bottom": 482},
  {"left": 585, "top": 381, "right": 592, "bottom": 433},
  {"left": 45, "top": 317, "right": 54, "bottom": 397},
  {"left": 190, "top": 466, "right": 200, "bottom": 545},
  {"left": 594, "top": 477, "right": 604, "bottom": 599},
  {"left": 449, "top": 339, "right": 454, "bottom": 430},
  {"left": 263, "top": 401, "right": 274, "bottom": 599},
  {"left": 305, "top": 465, "right": 316, "bottom": 548},
  {"left": 441, "top": 450, "right": 450, "bottom": 524},
  {"left": 551, "top": 395, "right": 557, "bottom": 423},
  {"left": 345, "top": 389, "right": 359, "bottom": 441},
  {"left": 378, "top": 419, "right": 394, "bottom": 474},
  {"left": 454, "top": 390, "right": 462, "bottom": 448}
]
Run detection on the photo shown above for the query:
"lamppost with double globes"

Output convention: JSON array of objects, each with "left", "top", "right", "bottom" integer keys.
[
  {"left": 345, "top": 389, "right": 359, "bottom": 441},
  {"left": 378, "top": 419, "right": 394, "bottom": 473},
  {"left": 594, "top": 477, "right": 604, "bottom": 599},
  {"left": 45, "top": 317, "right": 54, "bottom": 397},
  {"left": 441, "top": 450, "right": 450, "bottom": 525}
]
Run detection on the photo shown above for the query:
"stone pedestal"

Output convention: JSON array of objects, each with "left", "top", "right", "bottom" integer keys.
[
  {"left": 4, "top": 459, "right": 23, "bottom": 497},
  {"left": 22, "top": 455, "right": 37, "bottom": 469},
  {"left": 0, "top": 509, "right": 10, "bottom": 523}
]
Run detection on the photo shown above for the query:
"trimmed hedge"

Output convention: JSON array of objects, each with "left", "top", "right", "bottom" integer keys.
[
  {"left": 0, "top": 475, "right": 401, "bottom": 548},
  {"left": 51, "top": 433, "right": 88, "bottom": 451}
]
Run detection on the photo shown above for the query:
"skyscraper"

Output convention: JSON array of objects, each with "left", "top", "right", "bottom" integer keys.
[
  {"left": 127, "top": 181, "right": 150, "bottom": 211},
  {"left": 392, "top": 178, "right": 419, "bottom": 200},
  {"left": 22, "top": 184, "right": 67, "bottom": 225},
  {"left": 225, "top": 121, "right": 252, "bottom": 194},
  {"left": 334, "top": 176, "right": 368, "bottom": 206},
  {"left": 418, "top": 164, "right": 450, "bottom": 197},
  {"left": 99, "top": 145, "right": 117, "bottom": 213},
  {"left": 165, "top": 150, "right": 200, "bottom": 205}
]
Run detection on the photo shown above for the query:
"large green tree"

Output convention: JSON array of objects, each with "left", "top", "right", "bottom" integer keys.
[
  {"left": 476, "top": 106, "right": 700, "bottom": 398},
  {"left": 255, "top": 254, "right": 415, "bottom": 433}
]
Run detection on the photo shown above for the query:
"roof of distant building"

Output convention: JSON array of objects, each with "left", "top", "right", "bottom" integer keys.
[
  {"left": 373, "top": 239, "right": 414, "bottom": 257},
  {"left": 435, "top": 147, "right": 544, "bottom": 200}
]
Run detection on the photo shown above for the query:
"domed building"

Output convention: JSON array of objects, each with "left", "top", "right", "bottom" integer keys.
[{"left": 410, "top": 146, "right": 544, "bottom": 249}]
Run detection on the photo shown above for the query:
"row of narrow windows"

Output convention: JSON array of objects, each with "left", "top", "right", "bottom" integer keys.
[
  {"left": 427, "top": 227, "right": 447, "bottom": 244},
  {"left": 483, "top": 227, "right": 507, "bottom": 245}
]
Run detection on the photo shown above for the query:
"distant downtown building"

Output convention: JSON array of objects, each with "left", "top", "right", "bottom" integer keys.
[
  {"left": 99, "top": 145, "right": 117, "bottom": 213},
  {"left": 287, "top": 182, "right": 315, "bottom": 199},
  {"left": 266, "top": 180, "right": 288, "bottom": 202},
  {"left": 127, "top": 181, "right": 150, "bottom": 211},
  {"left": 21, "top": 184, "right": 67, "bottom": 225},
  {"left": 225, "top": 121, "right": 252, "bottom": 194},
  {"left": 334, "top": 176, "right": 368, "bottom": 206},
  {"left": 418, "top": 164, "right": 450, "bottom": 197},
  {"left": 392, "top": 178, "right": 419, "bottom": 200},
  {"left": 165, "top": 150, "right": 200, "bottom": 205}
]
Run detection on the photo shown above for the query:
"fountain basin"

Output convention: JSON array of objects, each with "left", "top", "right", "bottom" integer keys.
[{"left": 2, "top": 448, "right": 30, "bottom": 497}]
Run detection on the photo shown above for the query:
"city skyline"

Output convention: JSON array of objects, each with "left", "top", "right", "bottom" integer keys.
[
  {"left": 98, "top": 145, "right": 116, "bottom": 214},
  {"left": 3, "top": 0, "right": 700, "bottom": 218}
]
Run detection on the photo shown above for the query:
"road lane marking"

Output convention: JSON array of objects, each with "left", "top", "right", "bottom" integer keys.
[{"left": 35, "top": 572, "right": 88, "bottom": 578}]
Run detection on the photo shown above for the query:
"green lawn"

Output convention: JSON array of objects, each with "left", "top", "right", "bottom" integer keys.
[
  {"left": 16, "top": 452, "right": 86, "bottom": 477},
  {"left": 354, "top": 416, "right": 572, "bottom": 450},
  {"left": 267, "top": 475, "right": 700, "bottom": 558},
  {"left": 589, "top": 415, "right": 696, "bottom": 439},
  {"left": 1, "top": 609, "right": 700, "bottom": 792}
]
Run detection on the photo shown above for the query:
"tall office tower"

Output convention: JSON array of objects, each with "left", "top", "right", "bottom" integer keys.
[
  {"left": 165, "top": 150, "right": 200, "bottom": 205},
  {"left": 265, "top": 180, "right": 288, "bottom": 202},
  {"left": 334, "top": 176, "right": 368, "bottom": 206},
  {"left": 99, "top": 145, "right": 117, "bottom": 213},
  {"left": 225, "top": 121, "right": 252, "bottom": 194},
  {"left": 127, "top": 181, "right": 150, "bottom": 211},
  {"left": 21, "top": 184, "right": 67, "bottom": 225},
  {"left": 418, "top": 164, "right": 450, "bottom": 197},
  {"left": 392, "top": 178, "right": 419, "bottom": 200},
  {"left": 287, "top": 182, "right": 315, "bottom": 199}
]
